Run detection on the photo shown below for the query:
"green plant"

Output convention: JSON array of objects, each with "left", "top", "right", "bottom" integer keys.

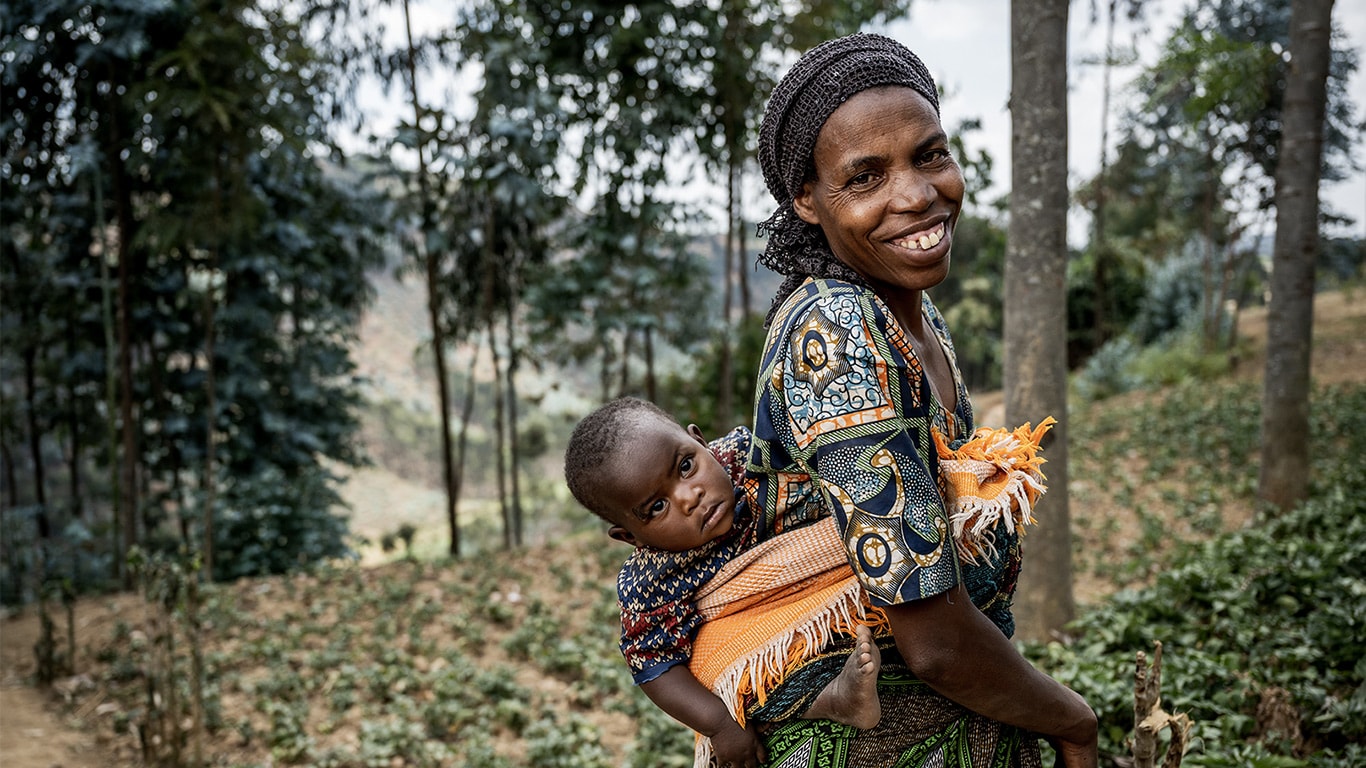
[
  {"left": 1027, "top": 385, "right": 1366, "bottom": 765},
  {"left": 523, "top": 710, "right": 613, "bottom": 768}
]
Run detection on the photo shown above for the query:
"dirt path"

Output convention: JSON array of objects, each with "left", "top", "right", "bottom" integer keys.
[
  {"left": 1, "top": 600, "right": 136, "bottom": 768},
  {"left": 0, "top": 682, "right": 103, "bottom": 768}
]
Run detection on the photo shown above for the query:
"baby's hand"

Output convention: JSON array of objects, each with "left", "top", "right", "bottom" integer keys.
[{"left": 709, "top": 717, "right": 766, "bottom": 768}]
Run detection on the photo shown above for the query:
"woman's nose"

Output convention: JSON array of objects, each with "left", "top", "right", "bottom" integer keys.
[{"left": 889, "top": 170, "right": 932, "bottom": 211}]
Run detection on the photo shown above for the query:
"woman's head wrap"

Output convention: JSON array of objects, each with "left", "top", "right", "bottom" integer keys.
[{"left": 756, "top": 33, "right": 941, "bottom": 323}]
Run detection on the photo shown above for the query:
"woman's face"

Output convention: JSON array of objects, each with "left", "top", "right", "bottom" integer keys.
[{"left": 793, "top": 86, "right": 964, "bottom": 299}]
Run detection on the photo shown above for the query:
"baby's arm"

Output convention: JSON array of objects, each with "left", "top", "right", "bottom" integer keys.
[{"left": 640, "top": 665, "right": 767, "bottom": 767}]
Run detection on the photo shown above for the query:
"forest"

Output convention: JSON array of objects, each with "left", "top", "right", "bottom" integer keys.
[{"left": 2, "top": 0, "right": 1364, "bottom": 766}]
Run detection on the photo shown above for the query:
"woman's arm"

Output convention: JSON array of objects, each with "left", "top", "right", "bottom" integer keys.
[
  {"left": 639, "top": 665, "right": 767, "bottom": 768},
  {"left": 885, "top": 584, "right": 1098, "bottom": 768}
]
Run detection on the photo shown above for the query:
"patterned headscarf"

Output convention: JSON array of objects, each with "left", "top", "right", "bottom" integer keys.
[{"left": 756, "top": 33, "right": 941, "bottom": 324}]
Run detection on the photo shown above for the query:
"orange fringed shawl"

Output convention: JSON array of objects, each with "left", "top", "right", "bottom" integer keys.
[
  {"left": 686, "top": 419, "right": 1055, "bottom": 767},
  {"left": 934, "top": 417, "right": 1056, "bottom": 565}
]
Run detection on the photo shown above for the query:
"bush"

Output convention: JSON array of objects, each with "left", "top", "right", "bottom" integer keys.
[{"left": 1028, "top": 384, "right": 1366, "bottom": 766}]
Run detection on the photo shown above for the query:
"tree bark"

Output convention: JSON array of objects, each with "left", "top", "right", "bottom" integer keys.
[
  {"left": 403, "top": 0, "right": 460, "bottom": 557},
  {"left": 450, "top": 342, "right": 479, "bottom": 558},
  {"left": 1092, "top": 0, "right": 1117, "bottom": 351},
  {"left": 490, "top": 327, "right": 511, "bottom": 550},
  {"left": 111, "top": 109, "right": 140, "bottom": 586},
  {"left": 502, "top": 295, "right": 524, "bottom": 549},
  {"left": 1006, "top": 0, "right": 1075, "bottom": 641},
  {"left": 718, "top": 159, "right": 736, "bottom": 429},
  {"left": 1259, "top": 0, "right": 1334, "bottom": 511}
]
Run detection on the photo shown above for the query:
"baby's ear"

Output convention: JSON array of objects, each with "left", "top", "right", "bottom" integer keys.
[
  {"left": 608, "top": 526, "right": 636, "bottom": 546},
  {"left": 687, "top": 424, "right": 707, "bottom": 445}
]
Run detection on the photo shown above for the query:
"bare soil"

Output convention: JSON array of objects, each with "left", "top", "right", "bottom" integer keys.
[{"left": 2, "top": 289, "right": 1361, "bottom": 768}]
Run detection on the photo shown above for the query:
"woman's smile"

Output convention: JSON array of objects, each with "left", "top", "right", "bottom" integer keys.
[{"left": 889, "top": 222, "right": 945, "bottom": 252}]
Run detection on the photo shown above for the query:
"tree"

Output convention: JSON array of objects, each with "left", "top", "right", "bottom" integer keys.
[
  {"left": 2, "top": 0, "right": 384, "bottom": 592},
  {"left": 1258, "top": 0, "right": 1336, "bottom": 511},
  {"left": 1006, "top": 0, "right": 1076, "bottom": 640},
  {"left": 1085, "top": 0, "right": 1359, "bottom": 361}
]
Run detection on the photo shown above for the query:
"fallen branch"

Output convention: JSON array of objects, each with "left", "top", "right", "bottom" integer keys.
[{"left": 1133, "top": 640, "right": 1192, "bottom": 768}]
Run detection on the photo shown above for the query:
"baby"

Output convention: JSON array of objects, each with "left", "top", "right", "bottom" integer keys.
[{"left": 564, "top": 396, "right": 880, "bottom": 767}]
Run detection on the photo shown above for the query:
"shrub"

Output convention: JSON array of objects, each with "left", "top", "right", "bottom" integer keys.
[{"left": 1028, "top": 384, "right": 1366, "bottom": 766}]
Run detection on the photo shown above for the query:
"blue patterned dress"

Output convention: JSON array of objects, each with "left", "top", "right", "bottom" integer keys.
[{"left": 744, "top": 278, "right": 1037, "bottom": 768}]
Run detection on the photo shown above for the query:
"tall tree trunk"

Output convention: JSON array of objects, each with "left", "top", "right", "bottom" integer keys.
[
  {"left": 718, "top": 160, "right": 736, "bottom": 429},
  {"left": 94, "top": 160, "right": 121, "bottom": 580},
  {"left": 201, "top": 161, "right": 222, "bottom": 579},
  {"left": 2, "top": 436, "right": 16, "bottom": 509},
  {"left": 403, "top": 0, "right": 460, "bottom": 557},
  {"left": 1200, "top": 137, "right": 1221, "bottom": 351},
  {"left": 111, "top": 116, "right": 139, "bottom": 586},
  {"left": 735, "top": 160, "right": 751, "bottom": 321},
  {"left": 644, "top": 325, "right": 657, "bottom": 403},
  {"left": 1259, "top": 0, "right": 1335, "bottom": 511},
  {"left": 618, "top": 329, "right": 634, "bottom": 397},
  {"left": 22, "top": 343, "right": 49, "bottom": 537},
  {"left": 1092, "top": 0, "right": 1117, "bottom": 350},
  {"left": 450, "top": 341, "right": 479, "bottom": 558},
  {"left": 502, "top": 295, "right": 523, "bottom": 549},
  {"left": 64, "top": 326, "right": 84, "bottom": 519},
  {"left": 1007, "top": 0, "right": 1075, "bottom": 641},
  {"left": 490, "top": 328, "right": 511, "bottom": 549}
]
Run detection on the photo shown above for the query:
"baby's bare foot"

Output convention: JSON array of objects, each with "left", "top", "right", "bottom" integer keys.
[{"left": 803, "top": 624, "right": 882, "bottom": 730}]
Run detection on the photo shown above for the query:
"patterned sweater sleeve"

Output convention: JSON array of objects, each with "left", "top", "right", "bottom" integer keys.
[{"left": 753, "top": 281, "right": 961, "bottom": 607}]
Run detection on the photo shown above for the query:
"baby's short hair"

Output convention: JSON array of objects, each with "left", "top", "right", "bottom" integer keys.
[{"left": 564, "top": 396, "right": 675, "bottom": 522}]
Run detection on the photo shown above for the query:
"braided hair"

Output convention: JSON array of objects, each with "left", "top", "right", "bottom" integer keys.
[{"left": 756, "top": 33, "right": 941, "bottom": 325}]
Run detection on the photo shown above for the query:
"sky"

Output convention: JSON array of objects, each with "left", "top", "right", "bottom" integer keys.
[
  {"left": 881, "top": 0, "right": 1366, "bottom": 244},
  {"left": 371, "top": 0, "right": 1366, "bottom": 246}
]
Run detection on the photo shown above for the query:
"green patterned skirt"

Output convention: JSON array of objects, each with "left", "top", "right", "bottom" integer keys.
[{"left": 751, "top": 652, "right": 1041, "bottom": 768}]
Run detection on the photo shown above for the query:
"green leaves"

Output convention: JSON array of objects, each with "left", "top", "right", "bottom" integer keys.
[{"left": 1033, "top": 383, "right": 1366, "bottom": 766}]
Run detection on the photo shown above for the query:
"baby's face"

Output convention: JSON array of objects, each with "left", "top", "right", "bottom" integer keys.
[{"left": 599, "top": 418, "right": 737, "bottom": 552}]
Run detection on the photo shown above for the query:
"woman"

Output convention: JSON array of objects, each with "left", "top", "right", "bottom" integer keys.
[{"left": 742, "top": 33, "right": 1099, "bottom": 768}]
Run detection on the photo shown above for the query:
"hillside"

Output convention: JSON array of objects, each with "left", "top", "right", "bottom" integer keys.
[{"left": 1, "top": 289, "right": 1362, "bottom": 768}]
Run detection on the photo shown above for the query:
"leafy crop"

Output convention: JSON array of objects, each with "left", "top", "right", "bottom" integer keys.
[
  {"left": 1029, "top": 384, "right": 1366, "bottom": 767},
  {"left": 31, "top": 381, "right": 1366, "bottom": 767}
]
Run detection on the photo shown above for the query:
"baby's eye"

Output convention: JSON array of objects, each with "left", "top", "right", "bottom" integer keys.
[
  {"left": 679, "top": 456, "right": 695, "bottom": 475},
  {"left": 644, "top": 499, "right": 667, "bottom": 519}
]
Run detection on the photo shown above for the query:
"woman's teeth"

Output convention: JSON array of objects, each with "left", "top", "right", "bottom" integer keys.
[{"left": 895, "top": 227, "right": 943, "bottom": 251}]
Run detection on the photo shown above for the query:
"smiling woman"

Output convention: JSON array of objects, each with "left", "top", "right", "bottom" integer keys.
[{"left": 734, "top": 32, "right": 1100, "bottom": 767}]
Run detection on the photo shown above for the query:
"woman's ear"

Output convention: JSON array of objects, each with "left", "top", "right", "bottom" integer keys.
[
  {"left": 608, "top": 526, "right": 637, "bottom": 546},
  {"left": 792, "top": 184, "right": 822, "bottom": 226}
]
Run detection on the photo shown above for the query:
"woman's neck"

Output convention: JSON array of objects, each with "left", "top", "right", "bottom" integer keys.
[
  {"left": 879, "top": 287, "right": 924, "bottom": 335},
  {"left": 879, "top": 287, "right": 957, "bottom": 414}
]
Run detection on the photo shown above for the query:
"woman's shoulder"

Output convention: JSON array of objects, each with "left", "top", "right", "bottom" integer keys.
[{"left": 770, "top": 277, "right": 884, "bottom": 331}]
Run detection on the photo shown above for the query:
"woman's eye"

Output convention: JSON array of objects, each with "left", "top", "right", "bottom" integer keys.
[
  {"left": 849, "top": 171, "right": 877, "bottom": 187},
  {"left": 918, "top": 149, "right": 952, "bottom": 167}
]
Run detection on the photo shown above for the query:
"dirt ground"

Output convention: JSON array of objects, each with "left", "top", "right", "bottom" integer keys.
[
  {"left": 1, "top": 289, "right": 1360, "bottom": 768},
  {"left": 1, "top": 596, "right": 141, "bottom": 767}
]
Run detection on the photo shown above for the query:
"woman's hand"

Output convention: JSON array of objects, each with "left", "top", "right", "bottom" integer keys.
[
  {"left": 1048, "top": 727, "right": 1099, "bottom": 768},
  {"left": 708, "top": 718, "right": 767, "bottom": 768},
  {"left": 887, "top": 585, "right": 1100, "bottom": 758}
]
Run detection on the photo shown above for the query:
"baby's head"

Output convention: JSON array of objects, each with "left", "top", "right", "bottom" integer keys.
[{"left": 564, "top": 396, "right": 739, "bottom": 552}]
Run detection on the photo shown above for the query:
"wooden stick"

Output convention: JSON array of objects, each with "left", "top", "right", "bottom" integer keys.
[{"left": 1133, "top": 641, "right": 1192, "bottom": 768}]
